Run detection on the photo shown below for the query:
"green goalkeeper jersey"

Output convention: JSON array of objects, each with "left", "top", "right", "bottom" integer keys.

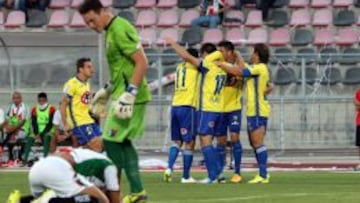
[{"left": 105, "top": 16, "right": 152, "bottom": 103}]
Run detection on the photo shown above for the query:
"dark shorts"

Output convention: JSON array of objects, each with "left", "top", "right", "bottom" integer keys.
[
  {"left": 171, "top": 106, "right": 196, "bottom": 143},
  {"left": 356, "top": 125, "right": 360, "bottom": 146},
  {"left": 217, "top": 110, "right": 242, "bottom": 135},
  {"left": 72, "top": 123, "right": 102, "bottom": 145},
  {"left": 197, "top": 111, "right": 223, "bottom": 136},
  {"left": 247, "top": 116, "right": 268, "bottom": 133}
]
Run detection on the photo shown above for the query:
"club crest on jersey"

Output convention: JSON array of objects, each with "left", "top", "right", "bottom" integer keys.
[
  {"left": 81, "top": 91, "right": 92, "bottom": 104},
  {"left": 180, "top": 128, "right": 188, "bottom": 135},
  {"left": 208, "top": 121, "right": 215, "bottom": 128}
]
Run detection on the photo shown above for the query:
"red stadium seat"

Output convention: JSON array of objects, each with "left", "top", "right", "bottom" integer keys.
[
  {"left": 310, "top": 0, "right": 331, "bottom": 8},
  {"left": 202, "top": 29, "right": 224, "bottom": 44},
  {"left": 313, "top": 29, "right": 334, "bottom": 46},
  {"left": 5, "top": 11, "right": 25, "bottom": 28},
  {"left": 135, "top": 10, "right": 157, "bottom": 28},
  {"left": 225, "top": 28, "right": 245, "bottom": 46},
  {"left": 223, "top": 10, "right": 244, "bottom": 27},
  {"left": 288, "top": 0, "right": 309, "bottom": 8},
  {"left": 70, "top": 11, "right": 86, "bottom": 28},
  {"left": 245, "top": 10, "right": 263, "bottom": 27},
  {"left": 335, "top": 28, "right": 358, "bottom": 46},
  {"left": 157, "top": 10, "right": 178, "bottom": 28},
  {"left": 70, "top": 0, "right": 84, "bottom": 8},
  {"left": 157, "top": 0, "right": 177, "bottom": 8},
  {"left": 269, "top": 28, "right": 290, "bottom": 46},
  {"left": 290, "top": 9, "right": 311, "bottom": 27},
  {"left": 48, "top": 10, "right": 69, "bottom": 28},
  {"left": 157, "top": 28, "right": 179, "bottom": 46},
  {"left": 139, "top": 28, "right": 157, "bottom": 46},
  {"left": 333, "top": 0, "right": 353, "bottom": 8},
  {"left": 313, "top": 9, "right": 332, "bottom": 27},
  {"left": 135, "top": 0, "right": 156, "bottom": 9},
  {"left": 179, "top": 9, "right": 199, "bottom": 28},
  {"left": 247, "top": 28, "right": 268, "bottom": 45},
  {"left": 49, "top": 0, "right": 70, "bottom": 9}
]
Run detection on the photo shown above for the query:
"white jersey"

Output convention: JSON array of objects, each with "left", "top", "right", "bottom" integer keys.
[
  {"left": 29, "top": 156, "right": 92, "bottom": 198},
  {"left": 52, "top": 110, "right": 64, "bottom": 130},
  {"left": 71, "top": 148, "right": 119, "bottom": 191},
  {"left": 6, "top": 102, "right": 29, "bottom": 120}
]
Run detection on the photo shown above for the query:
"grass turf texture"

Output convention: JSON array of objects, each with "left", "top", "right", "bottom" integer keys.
[{"left": 0, "top": 171, "right": 359, "bottom": 203}]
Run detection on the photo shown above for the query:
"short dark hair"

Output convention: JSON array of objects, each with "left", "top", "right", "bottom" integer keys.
[
  {"left": 187, "top": 48, "right": 199, "bottom": 58},
  {"left": 38, "top": 92, "right": 47, "bottom": 99},
  {"left": 253, "top": 43, "right": 270, "bottom": 64},
  {"left": 78, "top": 0, "right": 103, "bottom": 14},
  {"left": 200, "top": 43, "right": 217, "bottom": 55},
  {"left": 76, "top": 57, "right": 91, "bottom": 73},
  {"left": 217, "top": 40, "right": 235, "bottom": 51}
]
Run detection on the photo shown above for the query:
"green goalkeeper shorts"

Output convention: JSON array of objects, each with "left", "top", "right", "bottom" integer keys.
[{"left": 103, "top": 103, "right": 147, "bottom": 143}]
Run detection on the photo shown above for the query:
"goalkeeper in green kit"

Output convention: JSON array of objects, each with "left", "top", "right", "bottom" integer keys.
[{"left": 79, "top": 0, "right": 151, "bottom": 202}]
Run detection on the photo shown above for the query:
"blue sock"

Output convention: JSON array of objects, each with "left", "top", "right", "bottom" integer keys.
[
  {"left": 255, "top": 145, "right": 268, "bottom": 178},
  {"left": 216, "top": 144, "right": 226, "bottom": 175},
  {"left": 202, "top": 145, "right": 217, "bottom": 181},
  {"left": 232, "top": 142, "right": 242, "bottom": 175},
  {"left": 182, "top": 149, "right": 193, "bottom": 179},
  {"left": 167, "top": 145, "right": 180, "bottom": 171}
]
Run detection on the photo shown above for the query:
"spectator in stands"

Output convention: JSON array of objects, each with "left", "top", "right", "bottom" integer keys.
[
  {"left": 2, "top": 91, "right": 31, "bottom": 167},
  {"left": 235, "top": 0, "right": 275, "bottom": 21},
  {"left": 191, "top": 0, "right": 229, "bottom": 29},
  {"left": 354, "top": 90, "right": 360, "bottom": 162},
  {"left": 22, "top": 92, "right": 56, "bottom": 166}
]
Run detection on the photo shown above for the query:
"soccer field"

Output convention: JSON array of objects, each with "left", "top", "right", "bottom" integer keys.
[{"left": 1, "top": 171, "right": 360, "bottom": 203}]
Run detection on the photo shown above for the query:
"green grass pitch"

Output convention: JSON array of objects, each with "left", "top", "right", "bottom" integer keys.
[{"left": 1, "top": 171, "right": 360, "bottom": 203}]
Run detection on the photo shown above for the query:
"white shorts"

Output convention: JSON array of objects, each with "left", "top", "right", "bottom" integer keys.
[{"left": 29, "top": 156, "right": 93, "bottom": 198}]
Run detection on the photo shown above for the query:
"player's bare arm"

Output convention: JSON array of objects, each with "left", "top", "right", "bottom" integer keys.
[
  {"left": 354, "top": 97, "right": 360, "bottom": 110},
  {"left": 131, "top": 48, "right": 148, "bottom": 86},
  {"left": 60, "top": 97, "right": 70, "bottom": 132},
  {"left": 165, "top": 37, "right": 199, "bottom": 67},
  {"left": 265, "top": 83, "right": 274, "bottom": 95}
]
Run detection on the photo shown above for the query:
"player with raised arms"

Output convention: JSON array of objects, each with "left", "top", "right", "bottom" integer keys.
[
  {"left": 216, "top": 43, "right": 272, "bottom": 184},
  {"left": 163, "top": 47, "right": 199, "bottom": 183}
]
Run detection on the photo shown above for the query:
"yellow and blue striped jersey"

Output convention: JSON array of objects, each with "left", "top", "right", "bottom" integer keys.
[
  {"left": 172, "top": 62, "right": 199, "bottom": 107},
  {"left": 243, "top": 63, "right": 271, "bottom": 117},
  {"left": 199, "top": 51, "right": 227, "bottom": 113},
  {"left": 63, "top": 77, "right": 94, "bottom": 129}
]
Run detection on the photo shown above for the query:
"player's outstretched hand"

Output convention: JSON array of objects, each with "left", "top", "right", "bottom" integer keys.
[
  {"left": 114, "top": 84, "right": 137, "bottom": 119},
  {"left": 163, "top": 37, "right": 176, "bottom": 45},
  {"left": 90, "top": 83, "right": 112, "bottom": 116}
]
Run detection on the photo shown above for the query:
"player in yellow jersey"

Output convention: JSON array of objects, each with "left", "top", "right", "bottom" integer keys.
[
  {"left": 217, "top": 43, "right": 272, "bottom": 184},
  {"left": 163, "top": 48, "right": 199, "bottom": 184},
  {"left": 164, "top": 38, "right": 225, "bottom": 184},
  {"left": 215, "top": 41, "right": 244, "bottom": 183},
  {"left": 60, "top": 58, "right": 103, "bottom": 152}
]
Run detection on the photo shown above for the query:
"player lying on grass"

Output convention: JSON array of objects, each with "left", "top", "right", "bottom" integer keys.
[
  {"left": 60, "top": 58, "right": 103, "bottom": 152},
  {"left": 216, "top": 43, "right": 272, "bottom": 184},
  {"left": 163, "top": 48, "right": 200, "bottom": 184},
  {"left": 7, "top": 150, "right": 109, "bottom": 203}
]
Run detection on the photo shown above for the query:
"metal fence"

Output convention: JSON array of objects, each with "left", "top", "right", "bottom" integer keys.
[{"left": 0, "top": 33, "right": 359, "bottom": 156}]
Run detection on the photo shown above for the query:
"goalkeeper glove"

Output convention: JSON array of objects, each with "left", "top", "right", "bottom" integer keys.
[
  {"left": 114, "top": 84, "right": 138, "bottom": 119},
  {"left": 90, "top": 83, "right": 112, "bottom": 116}
]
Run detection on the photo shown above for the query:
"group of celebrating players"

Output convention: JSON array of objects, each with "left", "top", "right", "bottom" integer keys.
[
  {"left": 164, "top": 38, "right": 272, "bottom": 184},
  {"left": 7, "top": 0, "right": 272, "bottom": 202}
]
